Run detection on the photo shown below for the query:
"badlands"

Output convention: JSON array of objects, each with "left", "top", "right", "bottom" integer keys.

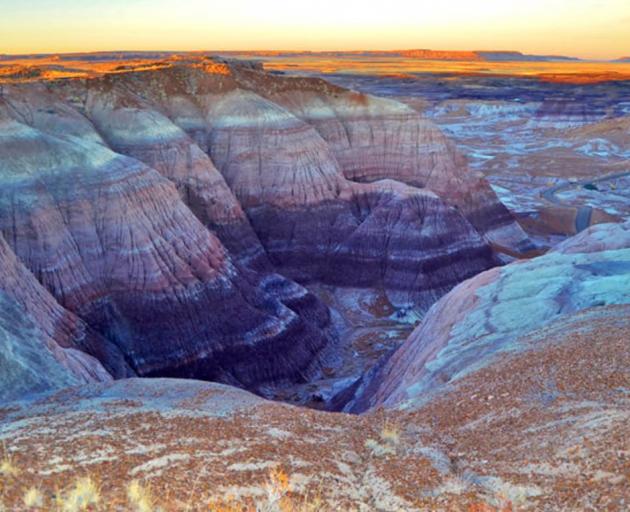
[{"left": 0, "top": 53, "right": 628, "bottom": 511}]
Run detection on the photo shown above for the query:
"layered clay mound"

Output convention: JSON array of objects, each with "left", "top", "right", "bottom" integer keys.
[
  {"left": 1, "top": 78, "right": 335, "bottom": 381},
  {"left": 82, "top": 81, "right": 271, "bottom": 270},
  {"left": 0, "top": 233, "right": 113, "bottom": 401},
  {"left": 28, "top": 61, "right": 502, "bottom": 312},
  {"left": 231, "top": 67, "right": 533, "bottom": 254},
  {"left": 348, "top": 221, "right": 630, "bottom": 411},
  {"left": 1, "top": 78, "right": 266, "bottom": 270},
  {"left": 0, "top": 107, "right": 334, "bottom": 391},
  {"left": 201, "top": 85, "right": 494, "bottom": 308},
  {"left": 531, "top": 99, "right": 606, "bottom": 128},
  {"left": 1, "top": 304, "right": 627, "bottom": 510}
]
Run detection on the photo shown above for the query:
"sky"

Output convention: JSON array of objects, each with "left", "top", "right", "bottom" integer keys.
[{"left": 1, "top": 0, "right": 629, "bottom": 59}]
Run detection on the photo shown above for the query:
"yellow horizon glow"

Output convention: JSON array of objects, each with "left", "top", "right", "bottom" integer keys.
[{"left": 1, "top": 0, "right": 629, "bottom": 60}]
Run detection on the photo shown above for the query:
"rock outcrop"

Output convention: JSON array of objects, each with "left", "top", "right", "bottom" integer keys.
[
  {"left": 347, "top": 221, "right": 630, "bottom": 411},
  {"left": 565, "top": 115, "right": 630, "bottom": 155}
]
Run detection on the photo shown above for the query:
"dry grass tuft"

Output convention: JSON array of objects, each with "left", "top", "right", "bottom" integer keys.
[
  {"left": 287, "top": 486, "right": 324, "bottom": 512},
  {"left": 259, "top": 467, "right": 291, "bottom": 511},
  {"left": 127, "top": 479, "right": 155, "bottom": 512},
  {"left": 364, "top": 438, "right": 396, "bottom": 456},
  {"left": 364, "top": 419, "right": 402, "bottom": 457},
  {"left": 23, "top": 487, "right": 44, "bottom": 509},
  {"left": 0, "top": 456, "right": 19, "bottom": 478},
  {"left": 380, "top": 420, "right": 401, "bottom": 445},
  {"left": 207, "top": 494, "right": 243, "bottom": 512},
  {"left": 61, "top": 476, "right": 100, "bottom": 512}
]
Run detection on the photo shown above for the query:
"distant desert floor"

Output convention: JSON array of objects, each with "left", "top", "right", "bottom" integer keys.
[{"left": 255, "top": 55, "right": 630, "bottom": 83}]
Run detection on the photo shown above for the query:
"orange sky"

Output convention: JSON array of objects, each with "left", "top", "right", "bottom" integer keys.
[{"left": 1, "top": 0, "right": 629, "bottom": 59}]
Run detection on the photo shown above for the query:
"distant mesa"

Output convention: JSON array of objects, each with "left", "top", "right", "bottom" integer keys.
[
  {"left": 216, "top": 49, "right": 581, "bottom": 62},
  {"left": 392, "top": 49, "right": 580, "bottom": 62},
  {"left": 1, "top": 49, "right": 582, "bottom": 64},
  {"left": 475, "top": 50, "right": 580, "bottom": 62}
]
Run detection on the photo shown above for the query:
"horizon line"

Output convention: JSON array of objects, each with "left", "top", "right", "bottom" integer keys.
[{"left": 2, "top": 48, "right": 626, "bottom": 62}]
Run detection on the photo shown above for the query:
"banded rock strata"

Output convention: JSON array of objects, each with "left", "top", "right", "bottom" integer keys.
[
  {"left": 0, "top": 58, "right": 529, "bottom": 397},
  {"left": 232, "top": 67, "right": 533, "bottom": 253},
  {"left": 0, "top": 101, "right": 332, "bottom": 391}
]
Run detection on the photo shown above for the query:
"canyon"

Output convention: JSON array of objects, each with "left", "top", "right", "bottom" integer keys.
[
  {"left": 0, "top": 56, "right": 531, "bottom": 404},
  {"left": 0, "top": 53, "right": 628, "bottom": 511}
]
